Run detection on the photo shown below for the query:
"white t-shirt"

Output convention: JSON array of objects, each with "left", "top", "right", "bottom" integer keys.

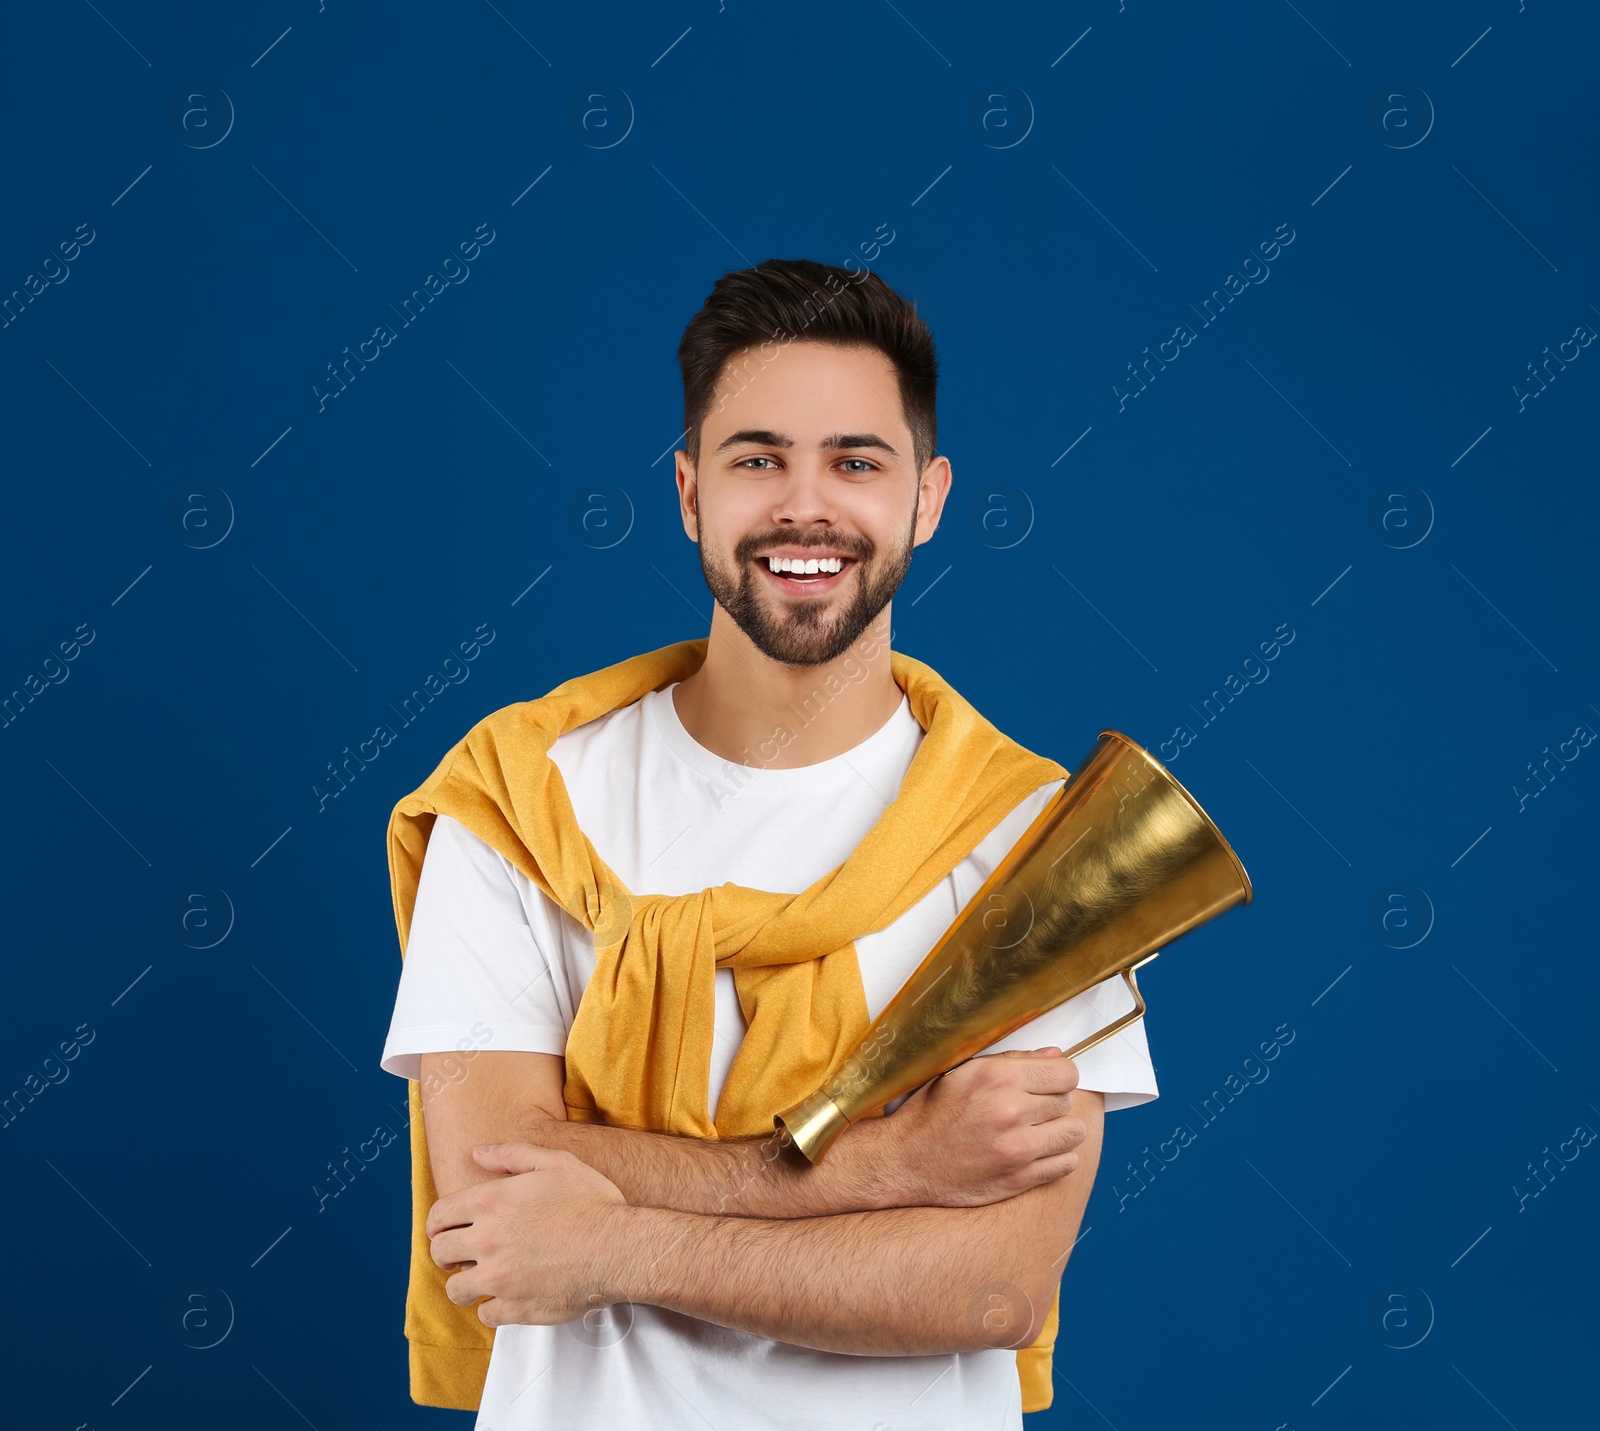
[{"left": 381, "top": 682, "right": 1159, "bottom": 1430}]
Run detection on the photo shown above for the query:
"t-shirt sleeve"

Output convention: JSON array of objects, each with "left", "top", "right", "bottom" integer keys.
[
  {"left": 379, "top": 813, "right": 572, "bottom": 1080},
  {"left": 961, "top": 778, "right": 1160, "bottom": 1113}
]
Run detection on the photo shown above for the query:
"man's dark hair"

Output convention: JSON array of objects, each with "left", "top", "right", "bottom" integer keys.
[{"left": 676, "top": 258, "right": 939, "bottom": 478}]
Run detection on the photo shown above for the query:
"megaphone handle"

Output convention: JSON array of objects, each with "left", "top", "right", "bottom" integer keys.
[{"left": 1059, "top": 963, "right": 1150, "bottom": 1062}]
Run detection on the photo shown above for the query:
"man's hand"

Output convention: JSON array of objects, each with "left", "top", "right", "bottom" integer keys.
[
  {"left": 861, "top": 1047, "right": 1087, "bottom": 1208},
  {"left": 425, "top": 1142, "right": 630, "bottom": 1328}
]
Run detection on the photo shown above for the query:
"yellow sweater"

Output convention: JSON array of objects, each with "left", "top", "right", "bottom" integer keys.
[{"left": 386, "top": 637, "right": 1069, "bottom": 1412}]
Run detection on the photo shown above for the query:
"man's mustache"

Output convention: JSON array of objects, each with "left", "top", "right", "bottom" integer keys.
[{"left": 735, "top": 534, "right": 875, "bottom": 563}]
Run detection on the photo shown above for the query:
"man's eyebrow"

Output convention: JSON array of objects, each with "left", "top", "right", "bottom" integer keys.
[{"left": 713, "top": 429, "right": 901, "bottom": 457}]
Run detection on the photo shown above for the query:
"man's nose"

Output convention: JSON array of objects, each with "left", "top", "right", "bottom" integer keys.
[{"left": 770, "top": 461, "right": 838, "bottom": 524}]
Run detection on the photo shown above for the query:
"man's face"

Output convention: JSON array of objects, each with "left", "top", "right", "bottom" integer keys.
[{"left": 676, "top": 341, "right": 950, "bottom": 668}]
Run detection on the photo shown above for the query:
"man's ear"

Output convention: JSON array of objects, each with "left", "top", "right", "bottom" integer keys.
[
  {"left": 675, "top": 452, "right": 699, "bottom": 543},
  {"left": 913, "top": 455, "right": 953, "bottom": 547}
]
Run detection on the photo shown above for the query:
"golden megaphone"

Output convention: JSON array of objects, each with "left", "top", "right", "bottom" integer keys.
[{"left": 776, "top": 730, "right": 1253, "bottom": 1162}]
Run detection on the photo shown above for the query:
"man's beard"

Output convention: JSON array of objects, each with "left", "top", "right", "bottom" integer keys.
[{"left": 697, "top": 510, "right": 917, "bottom": 667}]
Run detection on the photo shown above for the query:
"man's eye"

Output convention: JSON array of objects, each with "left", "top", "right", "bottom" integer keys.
[
  {"left": 736, "top": 457, "right": 777, "bottom": 470},
  {"left": 840, "top": 459, "right": 876, "bottom": 474}
]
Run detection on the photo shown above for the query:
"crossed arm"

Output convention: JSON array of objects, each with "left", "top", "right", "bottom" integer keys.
[{"left": 419, "top": 1048, "right": 1103, "bottom": 1354}]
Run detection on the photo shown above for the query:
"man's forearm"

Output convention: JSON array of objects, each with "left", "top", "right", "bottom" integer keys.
[
  {"left": 528, "top": 1113, "right": 900, "bottom": 1219},
  {"left": 608, "top": 1191, "right": 1064, "bottom": 1357}
]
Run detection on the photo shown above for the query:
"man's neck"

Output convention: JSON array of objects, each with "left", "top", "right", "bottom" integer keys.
[{"left": 671, "top": 606, "right": 901, "bottom": 769}]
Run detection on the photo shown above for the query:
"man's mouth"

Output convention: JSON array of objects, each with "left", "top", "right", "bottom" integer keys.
[{"left": 754, "top": 553, "right": 857, "bottom": 595}]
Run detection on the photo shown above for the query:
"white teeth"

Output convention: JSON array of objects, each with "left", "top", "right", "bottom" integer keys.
[{"left": 765, "top": 556, "right": 845, "bottom": 574}]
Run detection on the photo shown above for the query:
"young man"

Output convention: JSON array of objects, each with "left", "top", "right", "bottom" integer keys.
[{"left": 381, "top": 258, "right": 1158, "bottom": 1428}]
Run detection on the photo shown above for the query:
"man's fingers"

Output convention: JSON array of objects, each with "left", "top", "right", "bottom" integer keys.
[
  {"left": 1009, "top": 1091, "right": 1077, "bottom": 1128},
  {"left": 1018, "top": 1055, "right": 1080, "bottom": 1095},
  {"left": 426, "top": 1190, "right": 480, "bottom": 1238},
  {"left": 982, "top": 1050, "right": 1080, "bottom": 1089},
  {"left": 472, "top": 1140, "right": 562, "bottom": 1174},
  {"left": 1047, "top": 1114, "right": 1089, "bottom": 1154},
  {"left": 428, "top": 1225, "right": 487, "bottom": 1269},
  {"left": 1009, "top": 1102, "right": 1088, "bottom": 1151},
  {"left": 948, "top": 1050, "right": 1081, "bottom": 1106},
  {"left": 444, "top": 1264, "right": 490, "bottom": 1307},
  {"left": 1019, "top": 1149, "right": 1082, "bottom": 1190},
  {"left": 480, "top": 1298, "right": 552, "bottom": 1328}
]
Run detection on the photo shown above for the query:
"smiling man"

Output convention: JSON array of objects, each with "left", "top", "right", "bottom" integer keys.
[{"left": 381, "top": 258, "right": 1158, "bottom": 1429}]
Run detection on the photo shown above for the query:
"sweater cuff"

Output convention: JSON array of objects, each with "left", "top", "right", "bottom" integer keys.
[{"left": 408, "top": 1337, "right": 490, "bottom": 1411}]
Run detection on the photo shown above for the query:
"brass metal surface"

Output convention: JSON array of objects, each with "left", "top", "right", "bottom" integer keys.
[{"left": 776, "top": 730, "right": 1253, "bottom": 1162}]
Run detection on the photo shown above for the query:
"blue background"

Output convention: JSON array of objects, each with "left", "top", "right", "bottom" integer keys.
[{"left": 3, "top": 2, "right": 1595, "bottom": 1427}]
